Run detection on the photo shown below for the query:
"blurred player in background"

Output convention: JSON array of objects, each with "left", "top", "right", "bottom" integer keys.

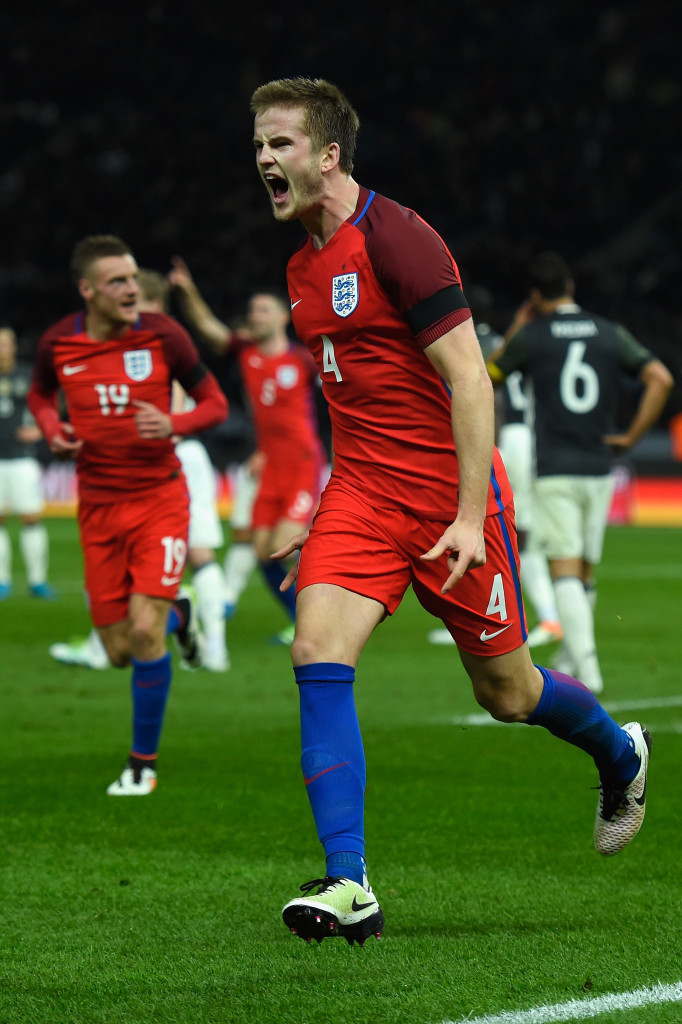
[
  {"left": 169, "top": 258, "right": 327, "bottom": 645},
  {"left": 0, "top": 327, "right": 55, "bottom": 600},
  {"left": 250, "top": 77, "right": 654, "bottom": 945},
  {"left": 50, "top": 268, "right": 231, "bottom": 672},
  {"left": 428, "top": 285, "right": 560, "bottom": 647},
  {"left": 28, "top": 235, "right": 227, "bottom": 795},
  {"left": 490, "top": 251, "right": 673, "bottom": 695}
]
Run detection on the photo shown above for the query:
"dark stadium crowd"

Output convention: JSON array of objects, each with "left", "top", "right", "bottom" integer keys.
[{"left": 2, "top": 2, "right": 680, "bottom": 417}]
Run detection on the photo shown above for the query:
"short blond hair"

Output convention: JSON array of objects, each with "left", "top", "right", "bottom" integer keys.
[
  {"left": 137, "top": 268, "right": 170, "bottom": 311},
  {"left": 251, "top": 77, "right": 360, "bottom": 174}
]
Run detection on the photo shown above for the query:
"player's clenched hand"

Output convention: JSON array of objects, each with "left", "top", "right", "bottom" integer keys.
[
  {"left": 49, "top": 423, "right": 83, "bottom": 460},
  {"left": 270, "top": 530, "right": 309, "bottom": 591},
  {"left": 167, "top": 256, "right": 193, "bottom": 291},
  {"left": 421, "top": 519, "right": 486, "bottom": 594},
  {"left": 133, "top": 400, "right": 173, "bottom": 439}
]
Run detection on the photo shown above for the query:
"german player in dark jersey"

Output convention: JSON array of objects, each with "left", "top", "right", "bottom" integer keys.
[
  {"left": 27, "top": 235, "right": 228, "bottom": 795},
  {"left": 491, "top": 251, "right": 673, "bottom": 695},
  {"left": 0, "top": 327, "right": 54, "bottom": 599},
  {"left": 250, "top": 78, "right": 655, "bottom": 944}
]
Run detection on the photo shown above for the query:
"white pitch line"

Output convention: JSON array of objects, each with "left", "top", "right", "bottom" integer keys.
[
  {"left": 444, "top": 980, "right": 682, "bottom": 1024},
  {"left": 601, "top": 695, "right": 682, "bottom": 712}
]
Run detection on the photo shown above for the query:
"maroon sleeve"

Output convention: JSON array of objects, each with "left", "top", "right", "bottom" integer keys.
[
  {"left": 152, "top": 313, "right": 207, "bottom": 388},
  {"left": 30, "top": 327, "right": 61, "bottom": 395},
  {"left": 26, "top": 326, "right": 64, "bottom": 443},
  {"left": 358, "top": 190, "right": 471, "bottom": 347}
]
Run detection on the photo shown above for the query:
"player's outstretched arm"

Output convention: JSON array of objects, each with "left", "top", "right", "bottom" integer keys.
[
  {"left": 168, "top": 256, "right": 233, "bottom": 354},
  {"left": 421, "top": 318, "right": 491, "bottom": 592}
]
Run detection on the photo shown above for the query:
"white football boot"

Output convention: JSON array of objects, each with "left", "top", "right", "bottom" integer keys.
[{"left": 594, "top": 722, "right": 651, "bottom": 855}]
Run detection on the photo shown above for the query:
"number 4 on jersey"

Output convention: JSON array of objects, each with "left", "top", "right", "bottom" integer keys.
[{"left": 322, "top": 336, "right": 343, "bottom": 382}]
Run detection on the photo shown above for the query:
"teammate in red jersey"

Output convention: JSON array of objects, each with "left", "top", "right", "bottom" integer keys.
[
  {"left": 27, "top": 235, "right": 228, "bottom": 795},
  {"left": 169, "top": 259, "right": 326, "bottom": 640},
  {"left": 250, "top": 78, "right": 652, "bottom": 944}
]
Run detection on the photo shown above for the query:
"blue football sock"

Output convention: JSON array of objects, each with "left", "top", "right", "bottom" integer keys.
[
  {"left": 130, "top": 653, "right": 172, "bottom": 757},
  {"left": 260, "top": 560, "right": 297, "bottom": 620},
  {"left": 326, "top": 851, "right": 367, "bottom": 886},
  {"left": 527, "top": 666, "right": 639, "bottom": 785},
  {"left": 294, "top": 663, "right": 366, "bottom": 865}
]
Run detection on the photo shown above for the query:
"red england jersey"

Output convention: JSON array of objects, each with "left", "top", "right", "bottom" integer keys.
[
  {"left": 232, "top": 335, "right": 324, "bottom": 466},
  {"left": 287, "top": 185, "right": 511, "bottom": 518},
  {"left": 29, "top": 311, "right": 220, "bottom": 501}
]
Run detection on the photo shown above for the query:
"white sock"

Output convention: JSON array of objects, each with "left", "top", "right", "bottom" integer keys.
[
  {"left": 520, "top": 550, "right": 558, "bottom": 622},
  {"left": 554, "top": 581, "right": 596, "bottom": 674},
  {"left": 223, "top": 542, "right": 257, "bottom": 606},
  {"left": 194, "top": 561, "right": 229, "bottom": 655},
  {"left": 20, "top": 523, "right": 48, "bottom": 586},
  {"left": 0, "top": 527, "right": 11, "bottom": 584},
  {"left": 554, "top": 576, "right": 603, "bottom": 693}
]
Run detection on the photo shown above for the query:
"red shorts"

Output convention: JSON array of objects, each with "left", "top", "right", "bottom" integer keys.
[
  {"left": 78, "top": 474, "right": 190, "bottom": 627},
  {"left": 251, "top": 451, "right": 323, "bottom": 530},
  {"left": 296, "top": 479, "right": 527, "bottom": 656}
]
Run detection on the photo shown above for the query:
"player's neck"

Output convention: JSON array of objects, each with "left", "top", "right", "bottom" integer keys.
[
  {"left": 84, "top": 311, "right": 133, "bottom": 341},
  {"left": 539, "top": 294, "right": 574, "bottom": 315},
  {"left": 258, "top": 333, "right": 289, "bottom": 356},
  {"left": 304, "top": 177, "right": 360, "bottom": 249}
]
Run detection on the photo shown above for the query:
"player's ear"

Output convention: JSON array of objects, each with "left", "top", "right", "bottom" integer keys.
[
  {"left": 78, "top": 277, "right": 94, "bottom": 302},
  {"left": 321, "top": 142, "right": 341, "bottom": 173}
]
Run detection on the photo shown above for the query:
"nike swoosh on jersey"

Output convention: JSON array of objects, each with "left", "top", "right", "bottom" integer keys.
[
  {"left": 479, "top": 624, "right": 512, "bottom": 642},
  {"left": 290, "top": 298, "right": 302, "bottom": 309},
  {"left": 161, "top": 575, "right": 182, "bottom": 586},
  {"left": 63, "top": 364, "right": 87, "bottom": 375}
]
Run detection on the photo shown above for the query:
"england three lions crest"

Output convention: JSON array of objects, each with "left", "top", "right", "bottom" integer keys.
[
  {"left": 123, "top": 350, "right": 152, "bottom": 381},
  {"left": 332, "top": 272, "right": 358, "bottom": 318}
]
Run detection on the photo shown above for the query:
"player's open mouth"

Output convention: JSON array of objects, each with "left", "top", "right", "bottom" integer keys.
[{"left": 265, "top": 173, "right": 289, "bottom": 204}]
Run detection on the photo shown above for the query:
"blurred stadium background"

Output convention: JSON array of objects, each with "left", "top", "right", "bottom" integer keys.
[{"left": 2, "top": 1, "right": 681, "bottom": 516}]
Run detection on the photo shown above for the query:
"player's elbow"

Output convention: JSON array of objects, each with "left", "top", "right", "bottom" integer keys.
[{"left": 643, "top": 359, "right": 674, "bottom": 397}]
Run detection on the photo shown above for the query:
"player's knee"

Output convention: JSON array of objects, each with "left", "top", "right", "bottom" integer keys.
[
  {"left": 127, "top": 620, "right": 164, "bottom": 661},
  {"left": 473, "top": 677, "right": 534, "bottom": 723},
  {"left": 291, "top": 631, "right": 331, "bottom": 667}
]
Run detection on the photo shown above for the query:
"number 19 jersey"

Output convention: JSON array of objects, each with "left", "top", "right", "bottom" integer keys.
[{"left": 31, "top": 311, "right": 203, "bottom": 501}]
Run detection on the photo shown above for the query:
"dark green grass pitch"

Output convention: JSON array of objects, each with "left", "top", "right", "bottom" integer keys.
[{"left": 1, "top": 520, "right": 680, "bottom": 1024}]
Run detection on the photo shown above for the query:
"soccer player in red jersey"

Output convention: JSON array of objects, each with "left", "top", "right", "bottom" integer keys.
[
  {"left": 27, "top": 235, "right": 228, "bottom": 795},
  {"left": 250, "top": 78, "right": 652, "bottom": 944},
  {"left": 168, "top": 259, "right": 326, "bottom": 640}
]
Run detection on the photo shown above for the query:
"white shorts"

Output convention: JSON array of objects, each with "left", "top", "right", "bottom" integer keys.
[
  {"left": 532, "top": 474, "right": 614, "bottom": 564},
  {"left": 0, "top": 458, "right": 44, "bottom": 516},
  {"left": 497, "top": 423, "right": 533, "bottom": 532},
  {"left": 176, "top": 439, "right": 224, "bottom": 550},
  {"left": 228, "top": 461, "right": 258, "bottom": 531}
]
